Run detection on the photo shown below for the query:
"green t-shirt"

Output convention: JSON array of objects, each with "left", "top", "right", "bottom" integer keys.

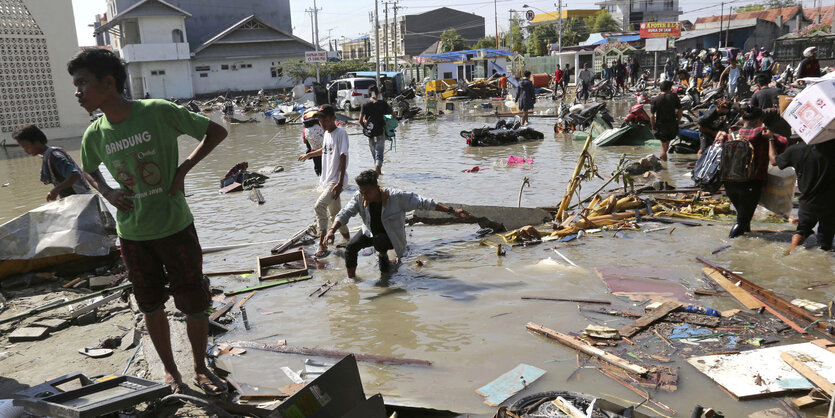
[{"left": 81, "top": 99, "right": 210, "bottom": 241}]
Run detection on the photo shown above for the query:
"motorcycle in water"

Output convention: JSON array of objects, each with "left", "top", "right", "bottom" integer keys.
[
  {"left": 589, "top": 78, "right": 615, "bottom": 100},
  {"left": 621, "top": 93, "right": 651, "bottom": 127},
  {"left": 554, "top": 102, "right": 614, "bottom": 133},
  {"left": 392, "top": 87, "right": 421, "bottom": 120},
  {"left": 633, "top": 70, "right": 651, "bottom": 92}
]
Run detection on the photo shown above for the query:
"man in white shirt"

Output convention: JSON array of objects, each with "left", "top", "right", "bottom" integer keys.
[{"left": 299, "top": 105, "right": 350, "bottom": 256}]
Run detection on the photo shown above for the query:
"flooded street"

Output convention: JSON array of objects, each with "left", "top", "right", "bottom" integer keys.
[{"left": 2, "top": 99, "right": 834, "bottom": 416}]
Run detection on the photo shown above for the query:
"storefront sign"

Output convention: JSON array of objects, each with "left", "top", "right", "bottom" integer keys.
[{"left": 639, "top": 22, "right": 681, "bottom": 38}]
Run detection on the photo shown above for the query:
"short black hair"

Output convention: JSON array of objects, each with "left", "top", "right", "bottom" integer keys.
[
  {"left": 742, "top": 106, "right": 764, "bottom": 122},
  {"left": 355, "top": 170, "right": 379, "bottom": 187},
  {"left": 755, "top": 72, "right": 771, "bottom": 87},
  {"left": 315, "top": 104, "right": 336, "bottom": 118},
  {"left": 67, "top": 48, "right": 128, "bottom": 94},
  {"left": 524, "top": 70, "right": 531, "bottom": 78},
  {"left": 13, "top": 124, "right": 47, "bottom": 144},
  {"left": 660, "top": 80, "right": 673, "bottom": 92}
]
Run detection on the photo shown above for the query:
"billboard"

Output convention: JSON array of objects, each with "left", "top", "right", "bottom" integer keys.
[
  {"left": 639, "top": 22, "right": 681, "bottom": 38},
  {"left": 305, "top": 51, "right": 328, "bottom": 63}
]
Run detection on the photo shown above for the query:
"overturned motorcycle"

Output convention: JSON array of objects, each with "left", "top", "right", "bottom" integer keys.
[{"left": 461, "top": 117, "right": 545, "bottom": 146}]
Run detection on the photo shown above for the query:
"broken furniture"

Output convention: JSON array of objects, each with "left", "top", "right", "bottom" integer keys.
[
  {"left": 13, "top": 372, "right": 170, "bottom": 418},
  {"left": 257, "top": 249, "right": 309, "bottom": 281}
]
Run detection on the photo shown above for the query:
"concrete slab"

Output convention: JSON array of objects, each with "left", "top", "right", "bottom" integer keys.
[
  {"left": 31, "top": 318, "right": 69, "bottom": 332},
  {"left": 408, "top": 204, "right": 553, "bottom": 232},
  {"left": 89, "top": 276, "right": 118, "bottom": 290},
  {"left": 8, "top": 326, "right": 49, "bottom": 342}
]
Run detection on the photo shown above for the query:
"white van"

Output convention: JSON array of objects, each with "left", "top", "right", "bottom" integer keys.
[{"left": 328, "top": 77, "right": 377, "bottom": 110}]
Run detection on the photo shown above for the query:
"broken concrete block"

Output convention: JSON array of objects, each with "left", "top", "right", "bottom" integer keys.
[
  {"left": 120, "top": 328, "right": 141, "bottom": 350},
  {"left": 32, "top": 318, "right": 69, "bottom": 332},
  {"left": 75, "top": 310, "right": 98, "bottom": 326},
  {"left": 9, "top": 326, "right": 49, "bottom": 342},
  {"left": 89, "top": 276, "right": 118, "bottom": 290}
]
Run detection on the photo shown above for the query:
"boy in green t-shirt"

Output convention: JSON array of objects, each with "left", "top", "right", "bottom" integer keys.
[{"left": 68, "top": 49, "right": 228, "bottom": 395}]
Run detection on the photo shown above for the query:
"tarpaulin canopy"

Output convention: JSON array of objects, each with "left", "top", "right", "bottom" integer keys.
[
  {"left": 591, "top": 34, "right": 642, "bottom": 45},
  {"left": 415, "top": 48, "right": 515, "bottom": 64}
]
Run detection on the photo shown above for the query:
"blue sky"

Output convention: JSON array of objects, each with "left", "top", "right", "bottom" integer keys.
[{"left": 72, "top": 0, "right": 814, "bottom": 47}]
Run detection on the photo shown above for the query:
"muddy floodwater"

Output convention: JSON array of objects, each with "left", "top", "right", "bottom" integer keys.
[{"left": 1, "top": 98, "right": 833, "bottom": 416}]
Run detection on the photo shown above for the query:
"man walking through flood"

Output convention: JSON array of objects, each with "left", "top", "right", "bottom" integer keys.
[
  {"left": 515, "top": 71, "right": 536, "bottom": 126},
  {"left": 360, "top": 85, "right": 392, "bottom": 176},
  {"left": 650, "top": 81, "right": 682, "bottom": 161},
  {"left": 324, "top": 170, "right": 470, "bottom": 278},
  {"left": 299, "top": 104, "right": 351, "bottom": 257},
  {"left": 69, "top": 48, "right": 229, "bottom": 395}
]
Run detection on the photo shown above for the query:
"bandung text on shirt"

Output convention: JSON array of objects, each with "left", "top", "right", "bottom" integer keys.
[{"left": 106, "top": 131, "right": 152, "bottom": 155}]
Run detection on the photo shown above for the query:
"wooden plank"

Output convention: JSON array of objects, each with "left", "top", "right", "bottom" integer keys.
[
  {"left": 702, "top": 267, "right": 761, "bottom": 309},
  {"left": 8, "top": 326, "right": 49, "bottom": 342},
  {"left": 223, "top": 340, "right": 432, "bottom": 367},
  {"left": 781, "top": 352, "right": 835, "bottom": 396},
  {"left": 225, "top": 275, "right": 313, "bottom": 296},
  {"left": 697, "top": 257, "right": 833, "bottom": 337},
  {"left": 791, "top": 389, "right": 828, "bottom": 409},
  {"left": 687, "top": 342, "right": 835, "bottom": 400},
  {"left": 204, "top": 270, "right": 254, "bottom": 277},
  {"left": 521, "top": 296, "right": 611, "bottom": 304},
  {"left": 475, "top": 363, "right": 546, "bottom": 406},
  {"left": 209, "top": 296, "right": 237, "bottom": 322},
  {"left": 597, "top": 368, "right": 677, "bottom": 416},
  {"left": 753, "top": 294, "right": 808, "bottom": 334},
  {"left": 526, "top": 322, "right": 650, "bottom": 377},
  {"left": 618, "top": 301, "right": 681, "bottom": 338},
  {"left": 812, "top": 339, "right": 835, "bottom": 354},
  {"left": 236, "top": 291, "right": 256, "bottom": 309}
]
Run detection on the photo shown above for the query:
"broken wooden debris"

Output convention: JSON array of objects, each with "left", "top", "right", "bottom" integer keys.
[
  {"left": 257, "top": 249, "right": 309, "bottom": 281},
  {"left": 791, "top": 388, "right": 829, "bottom": 409},
  {"left": 31, "top": 318, "right": 69, "bottom": 332},
  {"left": 222, "top": 340, "right": 432, "bottom": 367},
  {"left": 596, "top": 266, "right": 691, "bottom": 303},
  {"left": 120, "top": 328, "right": 141, "bottom": 350},
  {"left": 209, "top": 296, "right": 237, "bottom": 322},
  {"left": 236, "top": 291, "right": 256, "bottom": 309},
  {"left": 8, "top": 326, "right": 49, "bottom": 342},
  {"left": 475, "top": 363, "right": 546, "bottom": 406},
  {"left": 525, "top": 322, "right": 650, "bottom": 377},
  {"left": 687, "top": 342, "right": 835, "bottom": 400},
  {"left": 813, "top": 339, "right": 835, "bottom": 354},
  {"left": 0, "top": 283, "right": 132, "bottom": 326},
  {"left": 204, "top": 269, "right": 254, "bottom": 277},
  {"left": 309, "top": 280, "right": 336, "bottom": 297},
  {"left": 781, "top": 352, "right": 835, "bottom": 396},
  {"left": 521, "top": 296, "right": 611, "bottom": 304},
  {"left": 225, "top": 275, "right": 312, "bottom": 296},
  {"left": 619, "top": 301, "right": 682, "bottom": 338},
  {"left": 271, "top": 223, "right": 316, "bottom": 254},
  {"left": 697, "top": 257, "right": 833, "bottom": 337},
  {"left": 702, "top": 267, "right": 761, "bottom": 309},
  {"left": 597, "top": 368, "right": 677, "bottom": 416}
]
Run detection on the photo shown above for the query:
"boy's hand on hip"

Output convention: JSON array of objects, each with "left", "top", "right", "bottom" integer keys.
[
  {"left": 169, "top": 165, "right": 187, "bottom": 196},
  {"left": 105, "top": 189, "right": 134, "bottom": 212}
]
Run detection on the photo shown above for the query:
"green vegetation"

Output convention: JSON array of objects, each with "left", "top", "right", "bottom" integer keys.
[
  {"left": 440, "top": 29, "right": 469, "bottom": 52},
  {"left": 735, "top": 0, "right": 796, "bottom": 13}
]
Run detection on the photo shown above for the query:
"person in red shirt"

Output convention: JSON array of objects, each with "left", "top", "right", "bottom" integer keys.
[{"left": 553, "top": 66, "right": 565, "bottom": 98}]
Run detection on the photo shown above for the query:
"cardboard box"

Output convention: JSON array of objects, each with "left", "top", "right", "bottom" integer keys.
[{"left": 782, "top": 80, "right": 835, "bottom": 144}]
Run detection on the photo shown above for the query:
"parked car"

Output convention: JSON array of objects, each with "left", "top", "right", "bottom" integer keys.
[
  {"left": 327, "top": 77, "right": 376, "bottom": 110},
  {"left": 718, "top": 47, "right": 740, "bottom": 66}
]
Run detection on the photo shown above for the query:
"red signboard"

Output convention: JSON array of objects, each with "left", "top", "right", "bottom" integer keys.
[{"left": 639, "top": 22, "right": 681, "bottom": 38}]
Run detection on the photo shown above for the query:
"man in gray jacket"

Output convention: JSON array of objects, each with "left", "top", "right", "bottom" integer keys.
[{"left": 324, "top": 170, "right": 470, "bottom": 277}]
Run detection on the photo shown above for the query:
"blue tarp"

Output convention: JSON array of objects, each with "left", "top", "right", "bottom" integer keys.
[
  {"left": 417, "top": 48, "right": 515, "bottom": 63},
  {"left": 591, "top": 34, "right": 642, "bottom": 45}
]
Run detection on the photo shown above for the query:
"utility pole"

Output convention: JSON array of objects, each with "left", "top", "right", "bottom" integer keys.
[
  {"left": 384, "top": 1, "right": 390, "bottom": 72},
  {"left": 373, "top": 2, "right": 380, "bottom": 87},
  {"left": 556, "top": 1, "right": 563, "bottom": 66},
  {"left": 725, "top": 7, "right": 731, "bottom": 48},
  {"left": 306, "top": 1, "right": 322, "bottom": 82},
  {"left": 718, "top": 2, "right": 724, "bottom": 49},
  {"left": 508, "top": 10, "right": 514, "bottom": 50},
  {"left": 494, "top": 0, "right": 499, "bottom": 48},
  {"left": 393, "top": 1, "right": 400, "bottom": 70}
]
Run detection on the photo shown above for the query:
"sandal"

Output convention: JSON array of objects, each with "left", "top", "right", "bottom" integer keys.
[
  {"left": 313, "top": 249, "right": 330, "bottom": 258},
  {"left": 165, "top": 377, "right": 187, "bottom": 395},
  {"left": 192, "top": 375, "right": 227, "bottom": 396}
]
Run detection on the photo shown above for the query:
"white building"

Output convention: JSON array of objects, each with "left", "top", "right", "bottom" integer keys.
[
  {"left": 0, "top": 0, "right": 91, "bottom": 142},
  {"left": 97, "top": 0, "right": 315, "bottom": 98},
  {"left": 596, "top": 0, "right": 682, "bottom": 30}
]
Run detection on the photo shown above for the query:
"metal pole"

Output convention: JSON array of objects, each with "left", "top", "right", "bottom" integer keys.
[
  {"left": 718, "top": 2, "right": 724, "bottom": 49},
  {"left": 308, "top": 9, "right": 320, "bottom": 83},
  {"left": 725, "top": 6, "right": 731, "bottom": 48},
  {"left": 384, "top": 1, "right": 389, "bottom": 72},
  {"left": 313, "top": 0, "right": 321, "bottom": 83},
  {"left": 495, "top": 0, "right": 499, "bottom": 48},
  {"left": 509, "top": 10, "right": 514, "bottom": 50},
  {"left": 654, "top": 50, "right": 658, "bottom": 83},
  {"left": 375, "top": 0, "right": 381, "bottom": 86},
  {"left": 394, "top": 1, "right": 399, "bottom": 70},
  {"left": 557, "top": 1, "right": 562, "bottom": 66}
]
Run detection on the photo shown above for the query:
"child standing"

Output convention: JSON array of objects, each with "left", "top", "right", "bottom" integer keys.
[{"left": 14, "top": 124, "right": 90, "bottom": 201}]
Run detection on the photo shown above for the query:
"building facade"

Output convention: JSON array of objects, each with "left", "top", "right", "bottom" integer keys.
[
  {"left": 0, "top": 0, "right": 90, "bottom": 142},
  {"left": 371, "top": 7, "right": 485, "bottom": 66},
  {"left": 341, "top": 34, "right": 371, "bottom": 60},
  {"left": 595, "top": 0, "right": 681, "bottom": 30},
  {"left": 97, "top": 0, "right": 314, "bottom": 98}
]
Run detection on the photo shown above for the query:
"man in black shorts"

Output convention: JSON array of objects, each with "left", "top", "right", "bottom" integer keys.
[
  {"left": 776, "top": 140, "right": 835, "bottom": 254},
  {"left": 650, "top": 81, "right": 682, "bottom": 161}
]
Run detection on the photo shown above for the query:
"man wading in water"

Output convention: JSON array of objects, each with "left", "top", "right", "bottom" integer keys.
[
  {"left": 69, "top": 49, "right": 229, "bottom": 395},
  {"left": 324, "top": 170, "right": 470, "bottom": 278}
]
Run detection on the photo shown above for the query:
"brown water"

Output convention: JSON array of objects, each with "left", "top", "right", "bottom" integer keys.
[{"left": 2, "top": 99, "right": 833, "bottom": 416}]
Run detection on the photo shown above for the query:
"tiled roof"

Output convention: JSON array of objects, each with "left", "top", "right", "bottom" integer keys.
[
  {"left": 803, "top": 5, "right": 834, "bottom": 25},
  {"left": 694, "top": 5, "right": 801, "bottom": 25}
]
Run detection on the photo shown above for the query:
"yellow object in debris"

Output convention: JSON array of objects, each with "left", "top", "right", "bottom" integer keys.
[{"left": 425, "top": 79, "right": 457, "bottom": 94}]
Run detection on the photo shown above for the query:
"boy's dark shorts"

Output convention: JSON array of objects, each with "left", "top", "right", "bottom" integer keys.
[{"left": 120, "top": 223, "right": 210, "bottom": 315}]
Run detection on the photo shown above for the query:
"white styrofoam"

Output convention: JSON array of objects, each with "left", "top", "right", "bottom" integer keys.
[{"left": 782, "top": 80, "right": 835, "bottom": 145}]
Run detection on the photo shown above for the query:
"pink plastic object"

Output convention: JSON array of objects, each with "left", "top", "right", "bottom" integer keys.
[{"left": 507, "top": 155, "right": 533, "bottom": 164}]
